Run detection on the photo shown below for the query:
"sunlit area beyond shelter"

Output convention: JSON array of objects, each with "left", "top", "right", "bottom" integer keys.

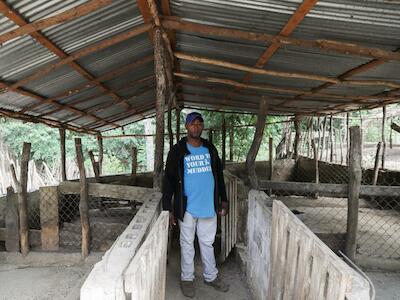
[{"left": 0, "top": 0, "right": 400, "bottom": 299}]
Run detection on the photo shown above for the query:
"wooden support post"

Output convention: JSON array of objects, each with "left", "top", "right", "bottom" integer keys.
[
  {"left": 75, "top": 138, "right": 90, "bottom": 258},
  {"left": 269, "top": 137, "right": 274, "bottom": 181},
  {"left": 96, "top": 133, "right": 103, "bottom": 176},
  {"left": 221, "top": 117, "right": 226, "bottom": 168},
  {"left": 88, "top": 150, "right": 100, "bottom": 182},
  {"left": 19, "top": 142, "right": 31, "bottom": 256},
  {"left": 390, "top": 122, "right": 393, "bottom": 149},
  {"left": 5, "top": 186, "right": 19, "bottom": 252},
  {"left": 131, "top": 146, "right": 138, "bottom": 184},
  {"left": 329, "top": 115, "right": 334, "bottom": 162},
  {"left": 346, "top": 113, "right": 350, "bottom": 165},
  {"left": 312, "top": 140, "right": 319, "bottom": 199},
  {"left": 339, "top": 123, "right": 344, "bottom": 164},
  {"left": 345, "top": 126, "right": 362, "bottom": 261},
  {"left": 381, "top": 105, "right": 386, "bottom": 169},
  {"left": 372, "top": 142, "right": 382, "bottom": 185},
  {"left": 245, "top": 98, "right": 268, "bottom": 189},
  {"left": 229, "top": 120, "right": 234, "bottom": 161},
  {"left": 40, "top": 186, "right": 59, "bottom": 251},
  {"left": 59, "top": 128, "right": 67, "bottom": 181},
  {"left": 153, "top": 27, "right": 166, "bottom": 191},
  {"left": 320, "top": 116, "right": 327, "bottom": 161},
  {"left": 293, "top": 116, "right": 301, "bottom": 160},
  {"left": 209, "top": 129, "right": 213, "bottom": 144},
  {"left": 176, "top": 107, "right": 181, "bottom": 142},
  {"left": 167, "top": 96, "right": 174, "bottom": 150}
]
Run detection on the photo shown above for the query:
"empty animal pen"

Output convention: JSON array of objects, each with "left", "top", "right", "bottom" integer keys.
[{"left": 0, "top": 0, "right": 400, "bottom": 299}]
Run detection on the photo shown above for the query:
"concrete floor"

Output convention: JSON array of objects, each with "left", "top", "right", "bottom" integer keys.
[
  {"left": 366, "top": 271, "right": 400, "bottom": 300},
  {"left": 165, "top": 241, "right": 252, "bottom": 300}
]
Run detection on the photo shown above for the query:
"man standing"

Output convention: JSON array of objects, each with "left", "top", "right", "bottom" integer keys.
[{"left": 162, "top": 112, "right": 230, "bottom": 298}]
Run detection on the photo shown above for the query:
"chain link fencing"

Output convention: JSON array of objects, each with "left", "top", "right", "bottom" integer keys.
[{"left": 270, "top": 146, "right": 400, "bottom": 261}]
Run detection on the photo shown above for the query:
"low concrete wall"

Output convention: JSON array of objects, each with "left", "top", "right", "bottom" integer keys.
[{"left": 246, "top": 190, "right": 272, "bottom": 300}]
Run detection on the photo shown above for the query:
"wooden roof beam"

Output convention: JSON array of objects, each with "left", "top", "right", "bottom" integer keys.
[
  {"left": 0, "top": 107, "right": 98, "bottom": 135},
  {"left": 0, "top": 81, "right": 120, "bottom": 128},
  {"left": 162, "top": 17, "right": 400, "bottom": 62},
  {"left": 19, "top": 56, "right": 154, "bottom": 114},
  {"left": 1, "top": 2, "right": 150, "bottom": 114},
  {"left": 0, "top": 0, "right": 112, "bottom": 44},
  {"left": 243, "top": 0, "right": 319, "bottom": 83},
  {"left": 175, "top": 52, "right": 400, "bottom": 89}
]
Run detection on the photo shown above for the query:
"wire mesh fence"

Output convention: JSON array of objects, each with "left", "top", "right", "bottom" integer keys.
[
  {"left": 269, "top": 150, "right": 400, "bottom": 261},
  {"left": 57, "top": 192, "right": 141, "bottom": 251}
]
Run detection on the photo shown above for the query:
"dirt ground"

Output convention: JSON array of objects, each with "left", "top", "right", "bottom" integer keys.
[
  {"left": 166, "top": 240, "right": 252, "bottom": 300},
  {"left": 0, "top": 253, "right": 101, "bottom": 300},
  {"left": 366, "top": 271, "right": 400, "bottom": 300}
]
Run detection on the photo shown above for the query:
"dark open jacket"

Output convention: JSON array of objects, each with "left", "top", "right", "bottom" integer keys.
[{"left": 162, "top": 137, "right": 228, "bottom": 221}]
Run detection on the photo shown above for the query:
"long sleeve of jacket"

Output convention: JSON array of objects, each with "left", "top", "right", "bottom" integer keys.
[
  {"left": 213, "top": 145, "right": 228, "bottom": 206},
  {"left": 162, "top": 149, "right": 176, "bottom": 212}
]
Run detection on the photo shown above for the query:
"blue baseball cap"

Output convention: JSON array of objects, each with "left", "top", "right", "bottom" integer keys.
[{"left": 185, "top": 112, "right": 204, "bottom": 124}]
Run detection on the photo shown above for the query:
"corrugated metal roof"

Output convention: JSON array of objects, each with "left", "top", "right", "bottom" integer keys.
[{"left": 0, "top": 0, "right": 399, "bottom": 132}]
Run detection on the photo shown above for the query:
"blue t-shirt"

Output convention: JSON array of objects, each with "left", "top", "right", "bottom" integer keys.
[{"left": 183, "top": 143, "right": 215, "bottom": 218}]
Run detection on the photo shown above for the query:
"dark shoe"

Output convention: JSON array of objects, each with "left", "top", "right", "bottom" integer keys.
[
  {"left": 180, "top": 280, "right": 195, "bottom": 298},
  {"left": 204, "top": 277, "right": 229, "bottom": 292}
]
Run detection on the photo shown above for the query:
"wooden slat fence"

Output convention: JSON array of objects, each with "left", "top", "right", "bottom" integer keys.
[
  {"left": 219, "top": 171, "right": 238, "bottom": 262},
  {"left": 124, "top": 211, "right": 169, "bottom": 300},
  {"left": 268, "top": 200, "right": 356, "bottom": 300}
]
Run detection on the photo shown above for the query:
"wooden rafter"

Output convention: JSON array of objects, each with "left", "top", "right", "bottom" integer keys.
[
  {"left": 243, "top": 0, "right": 319, "bottom": 83},
  {"left": 175, "top": 52, "right": 400, "bottom": 89},
  {"left": 162, "top": 17, "right": 400, "bottom": 62},
  {"left": 0, "top": 0, "right": 112, "bottom": 44},
  {"left": 0, "top": 81, "right": 120, "bottom": 128},
  {"left": 19, "top": 55, "right": 154, "bottom": 114},
  {"left": 0, "top": 107, "right": 98, "bottom": 134},
  {"left": 0, "top": 2, "right": 149, "bottom": 117}
]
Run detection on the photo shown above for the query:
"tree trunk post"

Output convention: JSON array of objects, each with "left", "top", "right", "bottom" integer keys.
[
  {"left": 312, "top": 140, "right": 319, "bottom": 198},
  {"left": 131, "top": 146, "right": 138, "bottom": 184},
  {"left": 229, "top": 121, "right": 234, "bottom": 161},
  {"left": 96, "top": 133, "right": 104, "bottom": 176},
  {"left": 153, "top": 27, "right": 167, "bottom": 191},
  {"left": 75, "top": 138, "right": 90, "bottom": 258},
  {"left": 221, "top": 116, "right": 226, "bottom": 168},
  {"left": 209, "top": 129, "right": 213, "bottom": 144},
  {"left": 269, "top": 137, "right": 274, "bottom": 181},
  {"left": 346, "top": 113, "right": 350, "bottom": 165},
  {"left": 88, "top": 150, "right": 100, "bottom": 182},
  {"left": 381, "top": 105, "right": 386, "bottom": 169},
  {"left": 320, "top": 116, "right": 327, "bottom": 161},
  {"left": 5, "top": 186, "right": 19, "bottom": 252},
  {"left": 19, "top": 142, "right": 31, "bottom": 257},
  {"left": 329, "top": 115, "right": 334, "bottom": 162},
  {"left": 176, "top": 107, "right": 181, "bottom": 143},
  {"left": 167, "top": 96, "right": 174, "bottom": 150},
  {"left": 372, "top": 142, "right": 382, "bottom": 185},
  {"left": 293, "top": 115, "right": 301, "bottom": 160},
  {"left": 345, "top": 126, "right": 362, "bottom": 261},
  {"left": 59, "top": 128, "right": 67, "bottom": 181},
  {"left": 245, "top": 98, "right": 268, "bottom": 189}
]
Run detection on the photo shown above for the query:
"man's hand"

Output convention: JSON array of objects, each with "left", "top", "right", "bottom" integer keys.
[
  {"left": 218, "top": 202, "right": 229, "bottom": 216},
  {"left": 169, "top": 212, "right": 177, "bottom": 227}
]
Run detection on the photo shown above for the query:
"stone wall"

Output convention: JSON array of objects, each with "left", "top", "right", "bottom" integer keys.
[{"left": 246, "top": 190, "right": 272, "bottom": 300}]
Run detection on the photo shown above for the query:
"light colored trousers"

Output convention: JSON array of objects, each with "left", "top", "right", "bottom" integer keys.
[{"left": 179, "top": 212, "right": 218, "bottom": 282}]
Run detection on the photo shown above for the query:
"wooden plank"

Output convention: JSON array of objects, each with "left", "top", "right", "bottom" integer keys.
[
  {"left": 59, "top": 182, "right": 150, "bottom": 202},
  {"left": 88, "top": 150, "right": 100, "bottom": 182},
  {"left": 282, "top": 223, "right": 300, "bottom": 300},
  {"left": 75, "top": 138, "right": 90, "bottom": 258},
  {"left": 5, "top": 187, "right": 19, "bottom": 252},
  {"left": 19, "top": 142, "right": 31, "bottom": 256},
  {"left": 372, "top": 142, "right": 382, "bottom": 185},
  {"left": 382, "top": 105, "right": 387, "bottom": 169},
  {"left": 97, "top": 134, "right": 104, "bottom": 175},
  {"left": 131, "top": 146, "right": 138, "bottom": 184},
  {"left": 345, "top": 126, "right": 362, "bottom": 261},
  {"left": 40, "top": 186, "right": 59, "bottom": 251}
]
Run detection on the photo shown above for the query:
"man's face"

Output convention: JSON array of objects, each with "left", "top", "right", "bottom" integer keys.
[{"left": 185, "top": 118, "right": 204, "bottom": 139}]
